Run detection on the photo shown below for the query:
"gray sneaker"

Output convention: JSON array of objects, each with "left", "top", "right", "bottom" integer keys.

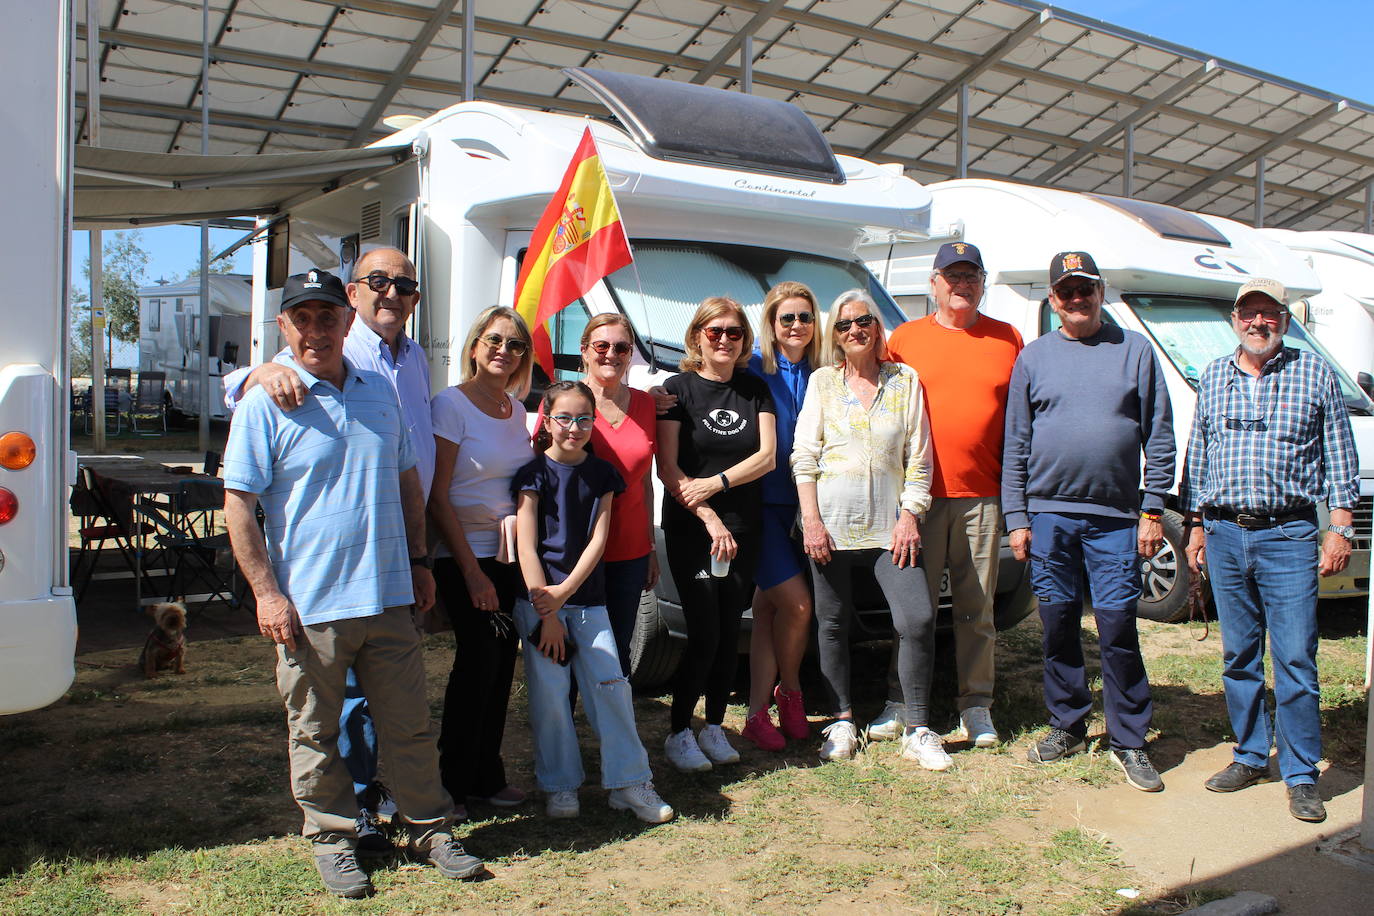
[
  {"left": 1027, "top": 727, "right": 1087, "bottom": 764},
  {"left": 314, "top": 850, "right": 372, "bottom": 898},
  {"left": 1111, "top": 748, "right": 1164, "bottom": 792},
  {"left": 413, "top": 835, "right": 485, "bottom": 880}
]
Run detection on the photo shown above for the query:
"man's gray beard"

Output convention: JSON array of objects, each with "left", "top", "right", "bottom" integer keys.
[{"left": 1239, "top": 330, "right": 1281, "bottom": 359}]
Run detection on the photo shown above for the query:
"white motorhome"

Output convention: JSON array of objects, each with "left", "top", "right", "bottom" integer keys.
[
  {"left": 864, "top": 179, "right": 1374, "bottom": 622},
  {"left": 1, "top": 2, "right": 77, "bottom": 714},
  {"left": 138, "top": 273, "right": 251, "bottom": 422},
  {"left": 1259, "top": 228, "right": 1374, "bottom": 387},
  {"left": 243, "top": 70, "right": 1033, "bottom": 683}
]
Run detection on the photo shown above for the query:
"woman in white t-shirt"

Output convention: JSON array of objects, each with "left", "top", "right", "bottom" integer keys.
[{"left": 429, "top": 306, "right": 535, "bottom": 818}]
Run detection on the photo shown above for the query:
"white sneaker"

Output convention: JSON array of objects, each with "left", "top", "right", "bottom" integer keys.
[
  {"left": 664, "top": 728, "right": 712, "bottom": 772},
  {"left": 696, "top": 724, "right": 740, "bottom": 764},
  {"left": 545, "top": 790, "right": 579, "bottom": 819},
  {"left": 609, "top": 782, "right": 675, "bottom": 823},
  {"left": 901, "top": 727, "right": 952, "bottom": 771},
  {"left": 819, "top": 719, "right": 860, "bottom": 761},
  {"left": 866, "top": 700, "right": 905, "bottom": 741},
  {"left": 957, "top": 706, "right": 1000, "bottom": 748}
]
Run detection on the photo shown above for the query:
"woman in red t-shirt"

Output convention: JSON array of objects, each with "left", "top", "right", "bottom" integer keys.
[{"left": 575, "top": 313, "right": 660, "bottom": 676}]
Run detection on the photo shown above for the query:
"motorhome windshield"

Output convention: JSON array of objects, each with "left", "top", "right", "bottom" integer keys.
[
  {"left": 1123, "top": 293, "right": 1373, "bottom": 415},
  {"left": 605, "top": 241, "right": 905, "bottom": 367}
]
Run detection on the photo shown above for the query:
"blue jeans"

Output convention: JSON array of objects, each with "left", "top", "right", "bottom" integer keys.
[
  {"left": 1203, "top": 513, "right": 1322, "bottom": 786},
  {"left": 515, "top": 599, "right": 653, "bottom": 792},
  {"left": 1030, "top": 512, "right": 1153, "bottom": 749},
  {"left": 337, "top": 667, "right": 377, "bottom": 808}
]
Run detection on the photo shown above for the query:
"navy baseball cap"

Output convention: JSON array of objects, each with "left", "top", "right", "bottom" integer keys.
[
  {"left": 280, "top": 269, "right": 350, "bottom": 311},
  {"left": 933, "top": 241, "right": 984, "bottom": 270},
  {"left": 1049, "top": 251, "right": 1101, "bottom": 287}
]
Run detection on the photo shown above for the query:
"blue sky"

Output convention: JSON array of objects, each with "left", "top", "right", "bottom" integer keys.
[{"left": 80, "top": 1, "right": 1373, "bottom": 291}]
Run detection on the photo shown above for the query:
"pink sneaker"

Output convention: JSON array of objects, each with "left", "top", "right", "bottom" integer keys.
[
  {"left": 741, "top": 708, "right": 785, "bottom": 751},
  {"left": 774, "top": 686, "right": 810, "bottom": 740}
]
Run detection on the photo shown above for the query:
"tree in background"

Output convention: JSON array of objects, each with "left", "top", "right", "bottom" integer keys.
[{"left": 71, "top": 231, "right": 151, "bottom": 378}]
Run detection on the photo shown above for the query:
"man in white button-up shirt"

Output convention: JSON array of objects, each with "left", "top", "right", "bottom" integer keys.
[{"left": 223, "top": 246, "right": 434, "bottom": 851}]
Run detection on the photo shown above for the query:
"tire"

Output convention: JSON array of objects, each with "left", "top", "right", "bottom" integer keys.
[
  {"left": 992, "top": 555, "right": 1036, "bottom": 631},
  {"left": 628, "top": 589, "right": 684, "bottom": 689},
  {"left": 1135, "top": 509, "right": 1193, "bottom": 622}
]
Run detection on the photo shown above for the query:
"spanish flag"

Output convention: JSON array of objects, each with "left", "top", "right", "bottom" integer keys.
[{"left": 514, "top": 126, "right": 633, "bottom": 371}]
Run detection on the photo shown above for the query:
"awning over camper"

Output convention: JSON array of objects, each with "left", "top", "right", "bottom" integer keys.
[{"left": 73, "top": 143, "right": 416, "bottom": 230}]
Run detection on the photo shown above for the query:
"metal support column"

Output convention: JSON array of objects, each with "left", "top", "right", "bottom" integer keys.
[
  {"left": 85, "top": 0, "right": 105, "bottom": 452},
  {"left": 956, "top": 83, "right": 969, "bottom": 179},
  {"left": 1123, "top": 123, "right": 1135, "bottom": 198},
  {"left": 1254, "top": 156, "right": 1266, "bottom": 228},
  {"left": 1365, "top": 180, "right": 1373, "bottom": 234},
  {"left": 198, "top": 0, "right": 211, "bottom": 453},
  {"left": 462, "top": 0, "right": 475, "bottom": 102},
  {"left": 740, "top": 35, "right": 752, "bottom": 94}
]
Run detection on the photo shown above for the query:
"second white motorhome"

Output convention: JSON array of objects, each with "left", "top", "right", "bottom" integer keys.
[
  {"left": 242, "top": 70, "right": 1035, "bottom": 684},
  {"left": 138, "top": 273, "right": 252, "bottom": 423},
  {"left": 864, "top": 179, "right": 1374, "bottom": 622},
  {"left": 1259, "top": 228, "right": 1374, "bottom": 388}
]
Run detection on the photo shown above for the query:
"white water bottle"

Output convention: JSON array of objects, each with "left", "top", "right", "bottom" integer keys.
[{"left": 710, "top": 554, "right": 730, "bottom": 577}]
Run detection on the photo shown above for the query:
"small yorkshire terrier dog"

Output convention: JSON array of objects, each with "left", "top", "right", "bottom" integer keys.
[{"left": 139, "top": 601, "right": 188, "bottom": 678}]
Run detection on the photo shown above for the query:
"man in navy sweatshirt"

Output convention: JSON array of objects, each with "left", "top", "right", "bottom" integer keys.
[{"left": 1002, "top": 251, "right": 1175, "bottom": 792}]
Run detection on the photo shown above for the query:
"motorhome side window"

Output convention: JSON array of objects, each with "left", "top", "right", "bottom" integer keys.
[{"left": 148, "top": 299, "right": 161, "bottom": 332}]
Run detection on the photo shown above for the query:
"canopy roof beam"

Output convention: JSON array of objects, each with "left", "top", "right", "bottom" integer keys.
[
  {"left": 350, "top": 0, "right": 462, "bottom": 144},
  {"left": 691, "top": 0, "right": 788, "bottom": 85}
]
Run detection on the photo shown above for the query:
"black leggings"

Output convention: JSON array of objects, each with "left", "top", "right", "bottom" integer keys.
[
  {"left": 813, "top": 548, "right": 935, "bottom": 727},
  {"left": 434, "top": 556, "right": 521, "bottom": 799},
  {"left": 665, "top": 521, "right": 759, "bottom": 733}
]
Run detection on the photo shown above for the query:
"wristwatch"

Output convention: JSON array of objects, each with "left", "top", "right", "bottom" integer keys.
[
  {"left": 1327, "top": 524, "right": 1355, "bottom": 541},
  {"left": 410, "top": 555, "right": 434, "bottom": 570}
]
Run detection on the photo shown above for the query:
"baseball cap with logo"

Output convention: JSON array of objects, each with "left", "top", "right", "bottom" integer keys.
[
  {"left": 933, "top": 241, "right": 985, "bottom": 270},
  {"left": 1232, "top": 277, "right": 1288, "bottom": 310},
  {"left": 280, "top": 269, "right": 350, "bottom": 311},
  {"left": 1049, "top": 251, "right": 1102, "bottom": 288}
]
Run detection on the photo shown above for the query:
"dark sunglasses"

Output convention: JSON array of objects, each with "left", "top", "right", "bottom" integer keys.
[
  {"left": 1053, "top": 282, "right": 1097, "bottom": 300},
  {"left": 587, "top": 340, "right": 634, "bottom": 356},
  {"left": 359, "top": 272, "right": 419, "bottom": 296},
  {"left": 702, "top": 325, "right": 745, "bottom": 343},
  {"left": 778, "top": 312, "right": 814, "bottom": 327},
  {"left": 480, "top": 333, "right": 528, "bottom": 357},
  {"left": 834, "top": 314, "right": 876, "bottom": 333}
]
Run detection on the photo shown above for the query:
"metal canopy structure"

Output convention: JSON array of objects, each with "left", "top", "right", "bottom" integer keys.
[{"left": 77, "top": 0, "right": 1374, "bottom": 232}]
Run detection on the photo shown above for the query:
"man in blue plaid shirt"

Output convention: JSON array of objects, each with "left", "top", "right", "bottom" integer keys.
[{"left": 1181, "top": 277, "right": 1357, "bottom": 824}]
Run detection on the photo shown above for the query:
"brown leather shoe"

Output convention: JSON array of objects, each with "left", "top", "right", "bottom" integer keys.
[
  {"left": 1204, "top": 761, "right": 1268, "bottom": 793},
  {"left": 1287, "top": 783, "right": 1326, "bottom": 823}
]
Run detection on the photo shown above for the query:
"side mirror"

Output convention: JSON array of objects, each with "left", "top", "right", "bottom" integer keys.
[{"left": 1358, "top": 371, "right": 1373, "bottom": 398}]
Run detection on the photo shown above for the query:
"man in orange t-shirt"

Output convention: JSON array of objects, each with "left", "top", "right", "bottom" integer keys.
[{"left": 868, "top": 241, "right": 1022, "bottom": 750}]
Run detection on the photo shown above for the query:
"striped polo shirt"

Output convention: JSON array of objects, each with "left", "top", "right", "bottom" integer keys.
[{"left": 222, "top": 354, "right": 416, "bottom": 626}]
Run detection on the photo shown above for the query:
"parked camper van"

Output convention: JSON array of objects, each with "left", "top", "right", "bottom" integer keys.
[
  {"left": 244, "top": 70, "right": 1034, "bottom": 685},
  {"left": 1, "top": 2, "right": 77, "bottom": 714},
  {"left": 138, "top": 274, "right": 252, "bottom": 423},
  {"left": 1259, "top": 228, "right": 1374, "bottom": 387},
  {"left": 863, "top": 179, "right": 1374, "bottom": 622}
]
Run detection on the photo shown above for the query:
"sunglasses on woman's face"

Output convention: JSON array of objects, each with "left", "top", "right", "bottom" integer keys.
[
  {"left": 778, "top": 312, "right": 814, "bottom": 327},
  {"left": 587, "top": 340, "right": 633, "bottom": 356},
  {"left": 702, "top": 325, "right": 745, "bottom": 343},
  {"left": 834, "top": 314, "right": 876, "bottom": 333},
  {"left": 480, "top": 333, "right": 528, "bottom": 357}
]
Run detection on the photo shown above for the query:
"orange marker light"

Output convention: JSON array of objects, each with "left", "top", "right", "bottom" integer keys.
[
  {"left": 0, "top": 432, "right": 35, "bottom": 470},
  {"left": 0, "top": 488, "right": 16, "bottom": 524}
]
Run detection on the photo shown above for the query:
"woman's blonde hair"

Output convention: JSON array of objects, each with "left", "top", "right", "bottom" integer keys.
[
  {"left": 460, "top": 305, "right": 534, "bottom": 399},
  {"left": 680, "top": 297, "right": 753, "bottom": 373},
  {"left": 823, "top": 289, "right": 888, "bottom": 366},
  {"left": 579, "top": 312, "right": 636, "bottom": 374},
  {"left": 758, "top": 281, "right": 823, "bottom": 375}
]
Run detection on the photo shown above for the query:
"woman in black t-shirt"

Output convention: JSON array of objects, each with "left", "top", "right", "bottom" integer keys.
[{"left": 656, "top": 297, "right": 776, "bottom": 773}]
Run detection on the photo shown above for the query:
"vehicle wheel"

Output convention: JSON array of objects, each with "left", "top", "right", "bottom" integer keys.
[
  {"left": 1136, "top": 509, "right": 1193, "bottom": 622},
  {"left": 992, "top": 556, "right": 1036, "bottom": 631},
  {"left": 629, "top": 589, "right": 684, "bottom": 689}
]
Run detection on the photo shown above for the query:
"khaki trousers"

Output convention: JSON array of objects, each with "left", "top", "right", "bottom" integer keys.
[
  {"left": 887, "top": 496, "right": 1001, "bottom": 710},
  {"left": 276, "top": 605, "right": 453, "bottom": 853}
]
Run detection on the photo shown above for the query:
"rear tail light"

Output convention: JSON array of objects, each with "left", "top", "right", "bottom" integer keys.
[
  {"left": 0, "top": 487, "right": 15, "bottom": 524},
  {"left": 0, "top": 431, "right": 35, "bottom": 470}
]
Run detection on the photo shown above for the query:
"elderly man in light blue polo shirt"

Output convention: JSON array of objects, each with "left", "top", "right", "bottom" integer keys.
[
  {"left": 223, "top": 269, "right": 481, "bottom": 899},
  {"left": 223, "top": 247, "right": 440, "bottom": 841}
]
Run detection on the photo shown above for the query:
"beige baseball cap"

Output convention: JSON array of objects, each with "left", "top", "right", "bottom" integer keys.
[{"left": 1233, "top": 277, "right": 1288, "bottom": 309}]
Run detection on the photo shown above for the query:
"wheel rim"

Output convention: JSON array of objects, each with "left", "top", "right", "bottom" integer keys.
[{"left": 1140, "top": 539, "right": 1179, "bottom": 604}]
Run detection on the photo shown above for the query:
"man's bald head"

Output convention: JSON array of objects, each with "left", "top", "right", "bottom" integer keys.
[
  {"left": 347, "top": 247, "right": 420, "bottom": 346},
  {"left": 354, "top": 247, "right": 415, "bottom": 278}
]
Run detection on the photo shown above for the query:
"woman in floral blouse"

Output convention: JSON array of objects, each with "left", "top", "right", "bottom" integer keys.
[{"left": 791, "top": 289, "right": 947, "bottom": 771}]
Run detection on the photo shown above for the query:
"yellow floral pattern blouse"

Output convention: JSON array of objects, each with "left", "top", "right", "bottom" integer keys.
[{"left": 791, "top": 361, "right": 932, "bottom": 550}]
